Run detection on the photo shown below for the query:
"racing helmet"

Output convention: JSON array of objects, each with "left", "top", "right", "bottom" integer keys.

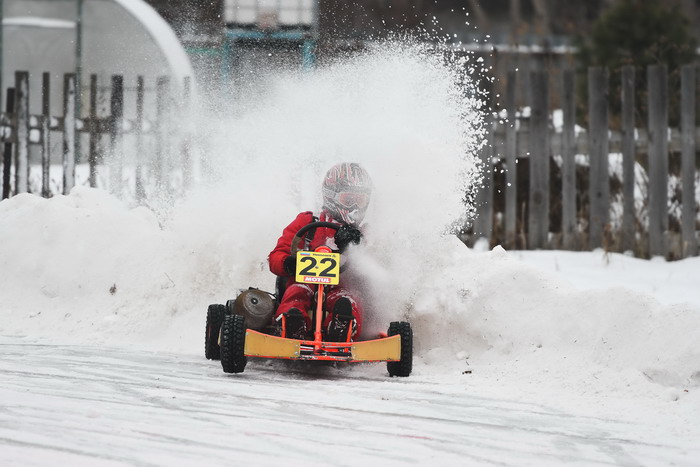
[{"left": 322, "top": 162, "right": 372, "bottom": 226}]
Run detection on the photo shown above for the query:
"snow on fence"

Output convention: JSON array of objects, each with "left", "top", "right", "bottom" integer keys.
[
  {"left": 0, "top": 71, "right": 192, "bottom": 202},
  {"left": 466, "top": 64, "right": 700, "bottom": 260}
]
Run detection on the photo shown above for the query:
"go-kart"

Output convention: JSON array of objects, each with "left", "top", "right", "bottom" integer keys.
[{"left": 204, "top": 221, "right": 413, "bottom": 377}]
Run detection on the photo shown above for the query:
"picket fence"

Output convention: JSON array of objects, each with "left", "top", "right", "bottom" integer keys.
[
  {"left": 0, "top": 71, "right": 192, "bottom": 201},
  {"left": 466, "top": 64, "right": 699, "bottom": 260}
]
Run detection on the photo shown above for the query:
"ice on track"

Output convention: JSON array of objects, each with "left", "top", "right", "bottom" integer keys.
[{"left": 1, "top": 338, "right": 699, "bottom": 466}]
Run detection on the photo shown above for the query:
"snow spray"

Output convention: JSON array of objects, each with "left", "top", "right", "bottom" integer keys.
[
  {"left": 183, "top": 40, "right": 487, "bottom": 339},
  {"left": 0, "top": 39, "right": 488, "bottom": 354}
]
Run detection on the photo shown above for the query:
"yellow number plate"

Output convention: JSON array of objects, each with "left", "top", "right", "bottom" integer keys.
[{"left": 296, "top": 251, "right": 340, "bottom": 285}]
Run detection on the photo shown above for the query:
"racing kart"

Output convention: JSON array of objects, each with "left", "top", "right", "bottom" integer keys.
[{"left": 204, "top": 221, "right": 413, "bottom": 377}]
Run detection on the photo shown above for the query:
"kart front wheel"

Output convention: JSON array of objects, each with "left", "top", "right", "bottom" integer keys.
[
  {"left": 205, "top": 304, "right": 226, "bottom": 360},
  {"left": 220, "top": 315, "right": 247, "bottom": 374},
  {"left": 387, "top": 321, "right": 412, "bottom": 377}
]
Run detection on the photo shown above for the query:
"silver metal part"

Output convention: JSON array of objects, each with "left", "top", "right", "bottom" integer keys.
[{"left": 233, "top": 289, "right": 275, "bottom": 331}]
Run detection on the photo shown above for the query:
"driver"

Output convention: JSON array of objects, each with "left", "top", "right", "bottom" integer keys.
[{"left": 268, "top": 162, "right": 372, "bottom": 341}]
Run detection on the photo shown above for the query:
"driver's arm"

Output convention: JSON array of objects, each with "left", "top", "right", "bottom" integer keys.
[{"left": 268, "top": 211, "right": 314, "bottom": 276}]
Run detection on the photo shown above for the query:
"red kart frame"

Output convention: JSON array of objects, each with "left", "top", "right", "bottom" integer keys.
[{"left": 208, "top": 221, "right": 412, "bottom": 376}]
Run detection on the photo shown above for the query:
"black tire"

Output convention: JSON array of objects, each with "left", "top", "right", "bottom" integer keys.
[
  {"left": 220, "top": 314, "right": 248, "bottom": 374},
  {"left": 387, "top": 321, "right": 412, "bottom": 377},
  {"left": 205, "top": 304, "right": 226, "bottom": 360}
]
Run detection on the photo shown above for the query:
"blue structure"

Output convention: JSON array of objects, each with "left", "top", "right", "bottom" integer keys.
[
  {"left": 219, "top": 0, "right": 318, "bottom": 86},
  {"left": 221, "top": 28, "right": 316, "bottom": 83}
]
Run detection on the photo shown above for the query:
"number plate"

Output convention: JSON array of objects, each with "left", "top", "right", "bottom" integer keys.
[{"left": 295, "top": 251, "right": 340, "bottom": 285}]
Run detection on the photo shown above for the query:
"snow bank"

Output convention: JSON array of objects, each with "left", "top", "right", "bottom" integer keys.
[
  {"left": 407, "top": 240, "right": 700, "bottom": 392},
  {"left": 2, "top": 188, "right": 699, "bottom": 401},
  {"left": 1, "top": 41, "right": 699, "bottom": 411}
]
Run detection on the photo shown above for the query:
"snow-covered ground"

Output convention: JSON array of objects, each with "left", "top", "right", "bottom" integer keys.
[
  {"left": 1, "top": 43, "right": 699, "bottom": 465},
  {"left": 1, "top": 188, "right": 698, "bottom": 466},
  {"left": 1, "top": 334, "right": 697, "bottom": 466}
]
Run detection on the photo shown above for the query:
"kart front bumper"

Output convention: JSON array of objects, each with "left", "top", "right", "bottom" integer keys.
[{"left": 244, "top": 330, "right": 402, "bottom": 362}]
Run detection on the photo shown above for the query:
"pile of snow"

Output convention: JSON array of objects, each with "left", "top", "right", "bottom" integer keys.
[
  {"left": 2, "top": 188, "right": 699, "bottom": 402},
  {"left": 411, "top": 240, "right": 700, "bottom": 393}
]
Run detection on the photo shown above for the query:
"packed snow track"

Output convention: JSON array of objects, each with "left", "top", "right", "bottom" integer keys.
[{"left": 1, "top": 337, "right": 696, "bottom": 466}]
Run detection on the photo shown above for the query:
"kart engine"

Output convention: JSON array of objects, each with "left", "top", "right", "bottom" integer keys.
[{"left": 230, "top": 289, "right": 275, "bottom": 331}]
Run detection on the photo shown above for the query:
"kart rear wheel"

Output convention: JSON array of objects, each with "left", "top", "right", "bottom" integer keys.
[
  {"left": 387, "top": 321, "right": 412, "bottom": 377},
  {"left": 205, "top": 304, "right": 226, "bottom": 360},
  {"left": 220, "top": 314, "right": 247, "bottom": 374}
]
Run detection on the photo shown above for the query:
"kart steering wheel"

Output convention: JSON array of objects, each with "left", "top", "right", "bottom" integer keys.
[{"left": 290, "top": 221, "right": 342, "bottom": 256}]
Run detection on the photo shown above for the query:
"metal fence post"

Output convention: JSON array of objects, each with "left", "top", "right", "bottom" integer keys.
[
  {"left": 63, "top": 73, "right": 77, "bottom": 194},
  {"left": 528, "top": 70, "right": 549, "bottom": 249},
  {"left": 561, "top": 68, "right": 577, "bottom": 250},
  {"left": 155, "top": 76, "right": 171, "bottom": 192},
  {"left": 2, "top": 88, "right": 14, "bottom": 200},
  {"left": 135, "top": 76, "right": 145, "bottom": 201},
  {"left": 504, "top": 70, "right": 517, "bottom": 250},
  {"left": 680, "top": 64, "right": 697, "bottom": 257},
  {"left": 88, "top": 74, "right": 99, "bottom": 188},
  {"left": 621, "top": 66, "right": 636, "bottom": 253},
  {"left": 13, "top": 71, "right": 30, "bottom": 194},
  {"left": 109, "top": 75, "right": 124, "bottom": 195},
  {"left": 473, "top": 115, "right": 494, "bottom": 243},
  {"left": 587, "top": 67, "right": 610, "bottom": 249},
  {"left": 41, "top": 72, "right": 51, "bottom": 198},
  {"left": 647, "top": 65, "right": 668, "bottom": 258}
]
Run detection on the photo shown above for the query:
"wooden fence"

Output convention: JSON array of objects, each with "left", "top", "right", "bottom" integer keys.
[
  {"left": 467, "top": 64, "right": 699, "bottom": 260},
  {"left": 3, "top": 65, "right": 698, "bottom": 260},
  {"left": 0, "top": 71, "right": 192, "bottom": 201}
]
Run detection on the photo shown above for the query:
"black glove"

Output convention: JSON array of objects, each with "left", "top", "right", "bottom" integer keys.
[
  {"left": 334, "top": 224, "right": 362, "bottom": 252},
  {"left": 283, "top": 255, "right": 296, "bottom": 275}
]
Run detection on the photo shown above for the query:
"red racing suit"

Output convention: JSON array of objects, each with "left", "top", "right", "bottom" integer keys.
[{"left": 268, "top": 210, "right": 364, "bottom": 337}]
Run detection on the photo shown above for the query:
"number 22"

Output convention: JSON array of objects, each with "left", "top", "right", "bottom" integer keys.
[{"left": 298, "top": 257, "right": 337, "bottom": 277}]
